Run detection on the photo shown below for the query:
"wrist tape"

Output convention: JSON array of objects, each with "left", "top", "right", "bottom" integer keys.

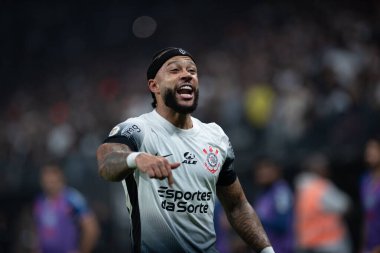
[
  {"left": 260, "top": 246, "right": 275, "bottom": 253},
  {"left": 126, "top": 152, "right": 142, "bottom": 168}
]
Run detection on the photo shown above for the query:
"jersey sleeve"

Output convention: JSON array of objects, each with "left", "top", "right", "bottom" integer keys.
[
  {"left": 217, "top": 139, "right": 237, "bottom": 186},
  {"left": 103, "top": 118, "right": 145, "bottom": 151}
]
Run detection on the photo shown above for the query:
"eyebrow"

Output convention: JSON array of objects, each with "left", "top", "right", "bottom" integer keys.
[{"left": 166, "top": 59, "right": 196, "bottom": 67}]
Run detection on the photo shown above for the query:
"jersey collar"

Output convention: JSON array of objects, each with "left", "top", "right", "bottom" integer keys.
[{"left": 152, "top": 109, "right": 200, "bottom": 136}]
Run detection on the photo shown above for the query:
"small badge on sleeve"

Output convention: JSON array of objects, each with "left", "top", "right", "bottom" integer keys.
[{"left": 109, "top": 126, "right": 120, "bottom": 136}]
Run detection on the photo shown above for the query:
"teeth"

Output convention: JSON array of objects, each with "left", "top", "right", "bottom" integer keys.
[{"left": 179, "top": 85, "right": 192, "bottom": 91}]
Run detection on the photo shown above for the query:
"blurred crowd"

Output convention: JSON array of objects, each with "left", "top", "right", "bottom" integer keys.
[{"left": 1, "top": 0, "right": 380, "bottom": 252}]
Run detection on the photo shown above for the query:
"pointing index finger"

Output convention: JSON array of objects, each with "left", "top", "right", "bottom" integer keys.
[
  {"left": 167, "top": 162, "right": 181, "bottom": 186},
  {"left": 170, "top": 162, "right": 181, "bottom": 169}
]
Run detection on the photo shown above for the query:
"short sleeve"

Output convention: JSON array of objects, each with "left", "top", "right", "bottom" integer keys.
[
  {"left": 217, "top": 140, "right": 237, "bottom": 186},
  {"left": 273, "top": 183, "right": 293, "bottom": 214},
  {"left": 103, "top": 119, "right": 145, "bottom": 151},
  {"left": 66, "top": 188, "right": 91, "bottom": 218}
]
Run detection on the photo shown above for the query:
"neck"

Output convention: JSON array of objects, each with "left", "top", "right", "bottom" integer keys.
[
  {"left": 46, "top": 191, "right": 62, "bottom": 200},
  {"left": 156, "top": 107, "right": 193, "bottom": 129}
]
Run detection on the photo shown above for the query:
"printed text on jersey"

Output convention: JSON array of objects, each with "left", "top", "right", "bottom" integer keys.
[{"left": 158, "top": 186, "right": 211, "bottom": 214}]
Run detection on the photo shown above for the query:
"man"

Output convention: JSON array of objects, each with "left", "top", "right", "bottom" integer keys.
[
  {"left": 96, "top": 47, "right": 274, "bottom": 253},
  {"left": 361, "top": 136, "right": 380, "bottom": 253},
  {"left": 33, "top": 164, "right": 100, "bottom": 253},
  {"left": 251, "top": 157, "right": 294, "bottom": 253}
]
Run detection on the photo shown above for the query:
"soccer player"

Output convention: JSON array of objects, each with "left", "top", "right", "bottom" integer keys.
[
  {"left": 361, "top": 136, "right": 380, "bottom": 253},
  {"left": 33, "top": 164, "right": 100, "bottom": 253},
  {"left": 96, "top": 47, "right": 274, "bottom": 253}
]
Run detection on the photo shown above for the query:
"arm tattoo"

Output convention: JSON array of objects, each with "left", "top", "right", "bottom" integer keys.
[
  {"left": 217, "top": 179, "right": 271, "bottom": 251},
  {"left": 96, "top": 143, "right": 134, "bottom": 181}
]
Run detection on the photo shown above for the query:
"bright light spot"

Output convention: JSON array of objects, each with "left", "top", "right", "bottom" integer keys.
[{"left": 132, "top": 16, "right": 157, "bottom": 38}]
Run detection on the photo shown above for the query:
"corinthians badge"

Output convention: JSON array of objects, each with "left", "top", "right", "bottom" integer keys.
[{"left": 202, "top": 146, "right": 221, "bottom": 174}]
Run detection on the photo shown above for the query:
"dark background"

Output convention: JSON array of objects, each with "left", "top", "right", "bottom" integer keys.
[{"left": 1, "top": 0, "right": 379, "bottom": 252}]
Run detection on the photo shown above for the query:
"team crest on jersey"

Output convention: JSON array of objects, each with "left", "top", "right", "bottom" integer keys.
[{"left": 202, "top": 146, "right": 220, "bottom": 174}]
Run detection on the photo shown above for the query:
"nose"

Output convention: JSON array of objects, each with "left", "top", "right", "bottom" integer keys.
[{"left": 180, "top": 70, "right": 193, "bottom": 82}]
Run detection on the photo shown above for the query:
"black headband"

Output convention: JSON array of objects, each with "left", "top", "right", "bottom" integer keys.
[{"left": 146, "top": 47, "right": 194, "bottom": 80}]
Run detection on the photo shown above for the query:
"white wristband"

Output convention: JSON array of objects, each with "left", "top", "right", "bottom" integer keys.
[
  {"left": 126, "top": 152, "right": 142, "bottom": 169},
  {"left": 260, "top": 246, "right": 275, "bottom": 253}
]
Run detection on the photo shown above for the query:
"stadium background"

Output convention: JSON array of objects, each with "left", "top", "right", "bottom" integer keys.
[{"left": 1, "top": 0, "right": 379, "bottom": 252}]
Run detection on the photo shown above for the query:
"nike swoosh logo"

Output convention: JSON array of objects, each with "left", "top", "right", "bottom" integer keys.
[{"left": 155, "top": 153, "right": 173, "bottom": 157}]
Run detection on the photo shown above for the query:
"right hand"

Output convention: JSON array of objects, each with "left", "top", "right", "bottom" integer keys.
[{"left": 135, "top": 153, "right": 181, "bottom": 186}]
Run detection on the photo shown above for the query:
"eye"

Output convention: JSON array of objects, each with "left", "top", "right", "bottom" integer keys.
[
  {"left": 188, "top": 68, "right": 197, "bottom": 74},
  {"left": 170, "top": 68, "right": 179, "bottom": 73}
]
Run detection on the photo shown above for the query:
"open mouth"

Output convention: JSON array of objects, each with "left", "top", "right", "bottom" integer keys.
[{"left": 176, "top": 83, "right": 194, "bottom": 99}]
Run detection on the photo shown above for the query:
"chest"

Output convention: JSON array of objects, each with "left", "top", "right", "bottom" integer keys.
[
  {"left": 141, "top": 130, "right": 226, "bottom": 187},
  {"left": 363, "top": 183, "right": 380, "bottom": 211},
  {"left": 36, "top": 198, "right": 75, "bottom": 227}
]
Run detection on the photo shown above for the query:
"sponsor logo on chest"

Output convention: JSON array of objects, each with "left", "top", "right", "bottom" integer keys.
[
  {"left": 158, "top": 186, "right": 211, "bottom": 214},
  {"left": 182, "top": 152, "right": 197, "bottom": 164}
]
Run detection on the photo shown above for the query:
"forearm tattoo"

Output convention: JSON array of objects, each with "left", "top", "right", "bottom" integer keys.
[
  {"left": 96, "top": 143, "right": 133, "bottom": 181},
  {"left": 217, "top": 180, "right": 271, "bottom": 251},
  {"left": 228, "top": 201, "right": 270, "bottom": 250}
]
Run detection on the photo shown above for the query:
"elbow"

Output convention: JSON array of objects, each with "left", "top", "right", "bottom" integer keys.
[
  {"left": 96, "top": 157, "right": 114, "bottom": 182},
  {"left": 98, "top": 164, "right": 109, "bottom": 181},
  {"left": 97, "top": 159, "right": 129, "bottom": 182},
  {"left": 96, "top": 144, "right": 130, "bottom": 181},
  {"left": 97, "top": 152, "right": 109, "bottom": 181},
  {"left": 96, "top": 146, "right": 106, "bottom": 178},
  {"left": 97, "top": 163, "right": 122, "bottom": 182},
  {"left": 96, "top": 145, "right": 116, "bottom": 181}
]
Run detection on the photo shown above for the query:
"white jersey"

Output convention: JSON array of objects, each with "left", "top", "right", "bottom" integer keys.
[{"left": 104, "top": 110, "right": 236, "bottom": 253}]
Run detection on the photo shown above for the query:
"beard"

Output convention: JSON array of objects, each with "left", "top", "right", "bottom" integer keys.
[{"left": 163, "top": 87, "right": 199, "bottom": 114}]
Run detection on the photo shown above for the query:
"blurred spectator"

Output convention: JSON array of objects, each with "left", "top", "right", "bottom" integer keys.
[
  {"left": 244, "top": 83, "right": 275, "bottom": 129},
  {"left": 251, "top": 157, "right": 294, "bottom": 253},
  {"left": 294, "top": 153, "right": 352, "bottom": 253},
  {"left": 214, "top": 201, "right": 250, "bottom": 253},
  {"left": 214, "top": 200, "right": 233, "bottom": 253},
  {"left": 360, "top": 136, "right": 380, "bottom": 253},
  {"left": 33, "top": 164, "right": 100, "bottom": 253}
]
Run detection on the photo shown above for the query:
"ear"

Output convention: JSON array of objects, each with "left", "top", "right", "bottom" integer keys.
[{"left": 148, "top": 79, "right": 160, "bottom": 94}]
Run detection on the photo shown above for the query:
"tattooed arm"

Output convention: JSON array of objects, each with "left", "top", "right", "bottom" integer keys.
[
  {"left": 96, "top": 143, "right": 134, "bottom": 181},
  {"left": 216, "top": 178, "right": 271, "bottom": 252},
  {"left": 96, "top": 143, "right": 181, "bottom": 184}
]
